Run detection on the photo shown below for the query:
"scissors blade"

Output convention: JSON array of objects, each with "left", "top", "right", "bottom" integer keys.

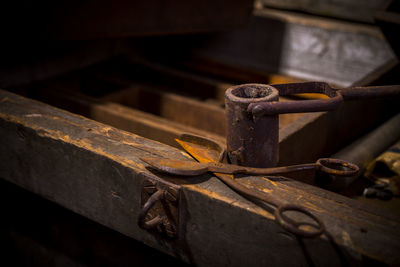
[
  {"left": 141, "top": 157, "right": 209, "bottom": 176},
  {"left": 176, "top": 135, "right": 234, "bottom": 181}
]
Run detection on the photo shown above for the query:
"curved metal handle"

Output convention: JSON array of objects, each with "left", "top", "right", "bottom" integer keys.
[
  {"left": 275, "top": 204, "right": 325, "bottom": 238},
  {"left": 247, "top": 82, "right": 400, "bottom": 116},
  {"left": 138, "top": 189, "right": 165, "bottom": 229},
  {"left": 247, "top": 82, "right": 343, "bottom": 116},
  {"left": 316, "top": 158, "right": 359, "bottom": 177},
  {"left": 249, "top": 95, "right": 343, "bottom": 116}
]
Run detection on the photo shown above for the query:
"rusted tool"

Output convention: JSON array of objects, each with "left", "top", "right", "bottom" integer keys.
[
  {"left": 226, "top": 82, "right": 400, "bottom": 167},
  {"left": 226, "top": 84, "right": 279, "bottom": 168},
  {"left": 141, "top": 157, "right": 359, "bottom": 177},
  {"left": 168, "top": 134, "right": 326, "bottom": 238}
]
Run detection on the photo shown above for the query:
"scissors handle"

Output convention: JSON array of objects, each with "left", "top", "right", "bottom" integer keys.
[
  {"left": 209, "top": 158, "right": 358, "bottom": 177},
  {"left": 275, "top": 204, "right": 325, "bottom": 238},
  {"left": 219, "top": 158, "right": 358, "bottom": 178},
  {"left": 315, "top": 158, "right": 359, "bottom": 177}
]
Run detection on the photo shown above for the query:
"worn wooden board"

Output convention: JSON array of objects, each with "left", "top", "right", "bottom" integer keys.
[
  {"left": 256, "top": 0, "right": 391, "bottom": 23},
  {"left": 100, "top": 85, "right": 227, "bottom": 136},
  {"left": 0, "top": 179, "right": 186, "bottom": 266},
  {"left": 29, "top": 86, "right": 226, "bottom": 149},
  {"left": 138, "top": 9, "right": 396, "bottom": 87},
  {"left": 94, "top": 59, "right": 305, "bottom": 128},
  {"left": 1, "top": 89, "right": 400, "bottom": 266}
]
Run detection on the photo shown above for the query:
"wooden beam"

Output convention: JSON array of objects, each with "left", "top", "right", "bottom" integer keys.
[
  {"left": 257, "top": 0, "right": 390, "bottom": 23},
  {"left": 100, "top": 85, "right": 227, "bottom": 136},
  {"left": 1, "top": 179, "right": 185, "bottom": 266},
  {"left": 100, "top": 85, "right": 303, "bottom": 135},
  {"left": 140, "top": 10, "right": 396, "bottom": 87},
  {"left": 83, "top": 60, "right": 304, "bottom": 130},
  {"left": 84, "top": 59, "right": 233, "bottom": 103},
  {"left": 1, "top": 89, "right": 400, "bottom": 266},
  {"left": 30, "top": 86, "right": 226, "bottom": 149}
]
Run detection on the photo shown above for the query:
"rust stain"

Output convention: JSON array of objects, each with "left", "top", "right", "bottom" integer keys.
[{"left": 176, "top": 139, "right": 216, "bottom": 164}]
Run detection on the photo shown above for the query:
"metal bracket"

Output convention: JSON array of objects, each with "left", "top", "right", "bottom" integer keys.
[{"left": 138, "top": 172, "right": 181, "bottom": 239}]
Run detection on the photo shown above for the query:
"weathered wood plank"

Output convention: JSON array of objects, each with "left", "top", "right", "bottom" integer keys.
[
  {"left": 143, "top": 9, "right": 396, "bottom": 87},
  {"left": 100, "top": 85, "right": 227, "bottom": 136},
  {"left": 73, "top": 60, "right": 304, "bottom": 130},
  {"left": 28, "top": 85, "right": 225, "bottom": 148},
  {"left": 84, "top": 59, "right": 233, "bottom": 103},
  {"left": 100, "top": 85, "right": 303, "bottom": 136},
  {"left": 1, "top": 89, "right": 400, "bottom": 266},
  {"left": 0, "top": 179, "right": 187, "bottom": 266},
  {"left": 257, "top": 0, "right": 390, "bottom": 23}
]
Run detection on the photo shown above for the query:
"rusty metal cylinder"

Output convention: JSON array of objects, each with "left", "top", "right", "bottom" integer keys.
[{"left": 225, "top": 84, "right": 279, "bottom": 168}]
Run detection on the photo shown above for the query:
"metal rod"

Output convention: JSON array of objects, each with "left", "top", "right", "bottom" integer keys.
[
  {"left": 247, "top": 83, "right": 400, "bottom": 116},
  {"left": 340, "top": 85, "right": 400, "bottom": 100},
  {"left": 138, "top": 189, "right": 165, "bottom": 229},
  {"left": 328, "top": 113, "right": 400, "bottom": 190}
]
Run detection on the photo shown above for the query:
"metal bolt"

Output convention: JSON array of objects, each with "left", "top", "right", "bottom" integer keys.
[
  {"left": 143, "top": 179, "right": 157, "bottom": 194},
  {"left": 165, "top": 187, "right": 179, "bottom": 203}
]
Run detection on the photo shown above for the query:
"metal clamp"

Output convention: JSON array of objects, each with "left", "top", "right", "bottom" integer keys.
[
  {"left": 138, "top": 173, "right": 181, "bottom": 239},
  {"left": 226, "top": 82, "right": 400, "bottom": 168},
  {"left": 247, "top": 82, "right": 400, "bottom": 116},
  {"left": 248, "top": 82, "right": 343, "bottom": 116}
]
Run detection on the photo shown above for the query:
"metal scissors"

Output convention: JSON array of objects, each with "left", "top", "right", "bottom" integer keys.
[{"left": 142, "top": 134, "right": 359, "bottom": 238}]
